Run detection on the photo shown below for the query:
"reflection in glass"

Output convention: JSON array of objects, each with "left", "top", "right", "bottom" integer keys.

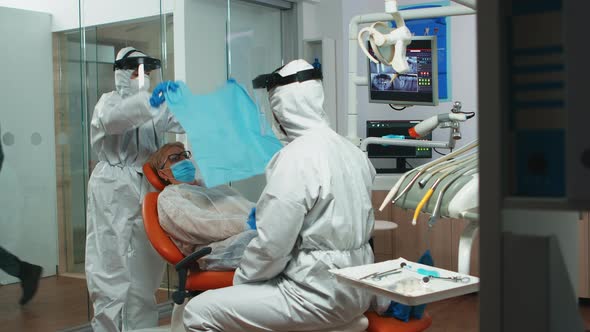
[{"left": 227, "top": 0, "right": 284, "bottom": 203}]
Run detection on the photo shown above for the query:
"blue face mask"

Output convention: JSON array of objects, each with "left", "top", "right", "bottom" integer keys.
[{"left": 171, "top": 159, "right": 196, "bottom": 183}]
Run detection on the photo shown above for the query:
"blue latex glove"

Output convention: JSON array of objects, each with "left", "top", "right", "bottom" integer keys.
[
  {"left": 150, "top": 81, "right": 179, "bottom": 108},
  {"left": 388, "top": 302, "right": 411, "bottom": 322},
  {"left": 246, "top": 207, "right": 257, "bottom": 230},
  {"left": 386, "top": 250, "right": 434, "bottom": 321}
]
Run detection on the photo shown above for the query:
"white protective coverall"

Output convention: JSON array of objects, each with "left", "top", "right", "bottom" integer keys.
[
  {"left": 183, "top": 59, "right": 376, "bottom": 331},
  {"left": 158, "top": 183, "right": 256, "bottom": 270},
  {"left": 85, "top": 47, "right": 184, "bottom": 332}
]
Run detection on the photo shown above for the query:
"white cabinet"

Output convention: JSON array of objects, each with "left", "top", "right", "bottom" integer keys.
[{"left": 302, "top": 38, "right": 337, "bottom": 130}]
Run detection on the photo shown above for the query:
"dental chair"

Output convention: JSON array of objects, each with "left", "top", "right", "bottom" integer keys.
[
  {"left": 142, "top": 164, "right": 234, "bottom": 305},
  {"left": 141, "top": 163, "right": 432, "bottom": 332}
]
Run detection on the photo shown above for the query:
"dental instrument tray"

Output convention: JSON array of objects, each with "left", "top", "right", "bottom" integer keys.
[{"left": 329, "top": 257, "right": 479, "bottom": 306}]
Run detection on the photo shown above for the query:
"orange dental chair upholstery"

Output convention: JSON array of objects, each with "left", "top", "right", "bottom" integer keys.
[{"left": 141, "top": 163, "right": 235, "bottom": 305}]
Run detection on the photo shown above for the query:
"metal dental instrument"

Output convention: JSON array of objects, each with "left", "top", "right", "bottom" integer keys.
[
  {"left": 372, "top": 270, "right": 402, "bottom": 281},
  {"left": 359, "top": 271, "right": 380, "bottom": 280},
  {"left": 397, "top": 264, "right": 471, "bottom": 284},
  {"left": 359, "top": 262, "right": 408, "bottom": 280},
  {"left": 422, "top": 275, "right": 471, "bottom": 283}
]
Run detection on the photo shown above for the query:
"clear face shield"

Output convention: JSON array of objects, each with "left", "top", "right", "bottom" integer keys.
[
  {"left": 114, "top": 52, "right": 163, "bottom": 92},
  {"left": 251, "top": 66, "right": 323, "bottom": 144},
  {"left": 252, "top": 87, "right": 276, "bottom": 137},
  {"left": 136, "top": 63, "right": 163, "bottom": 92}
]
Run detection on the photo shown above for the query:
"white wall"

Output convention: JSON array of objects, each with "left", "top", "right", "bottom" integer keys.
[
  {"left": 79, "top": 0, "right": 171, "bottom": 30},
  {"left": 179, "top": 0, "right": 228, "bottom": 92},
  {"left": 298, "top": 0, "right": 343, "bottom": 131},
  {"left": 0, "top": 0, "right": 174, "bottom": 31},
  {"left": 0, "top": 0, "right": 50, "bottom": 13},
  {"left": 503, "top": 209, "right": 579, "bottom": 295},
  {"left": 300, "top": 0, "right": 478, "bottom": 166}
]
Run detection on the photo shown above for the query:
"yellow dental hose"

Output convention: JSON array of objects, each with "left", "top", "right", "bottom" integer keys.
[
  {"left": 379, "top": 140, "right": 479, "bottom": 212},
  {"left": 412, "top": 188, "right": 434, "bottom": 225},
  {"left": 410, "top": 154, "right": 477, "bottom": 225}
]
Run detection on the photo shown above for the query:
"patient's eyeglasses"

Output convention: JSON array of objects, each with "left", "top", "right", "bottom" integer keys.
[{"left": 160, "top": 150, "right": 192, "bottom": 169}]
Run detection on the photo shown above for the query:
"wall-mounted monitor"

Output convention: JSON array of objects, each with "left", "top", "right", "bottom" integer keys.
[{"left": 368, "top": 36, "right": 438, "bottom": 106}]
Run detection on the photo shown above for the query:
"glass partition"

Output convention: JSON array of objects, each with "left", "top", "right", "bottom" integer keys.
[
  {"left": 53, "top": 28, "right": 89, "bottom": 276},
  {"left": 79, "top": 0, "right": 175, "bottom": 306},
  {"left": 51, "top": 0, "right": 175, "bottom": 329},
  {"left": 227, "top": 0, "right": 284, "bottom": 202},
  {"left": 2, "top": 0, "right": 296, "bottom": 330}
]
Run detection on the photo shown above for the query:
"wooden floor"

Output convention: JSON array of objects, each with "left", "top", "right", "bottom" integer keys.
[
  {"left": 427, "top": 293, "right": 478, "bottom": 332},
  {"left": 1, "top": 276, "right": 589, "bottom": 331},
  {"left": 0, "top": 276, "right": 170, "bottom": 331}
]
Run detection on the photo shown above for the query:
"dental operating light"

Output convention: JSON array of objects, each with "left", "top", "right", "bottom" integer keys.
[{"left": 357, "top": 0, "right": 412, "bottom": 74}]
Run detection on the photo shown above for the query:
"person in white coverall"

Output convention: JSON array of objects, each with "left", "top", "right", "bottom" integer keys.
[
  {"left": 183, "top": 59, "right": 376, "bottom": 331},
  {"left": 85, "top": 46, "right": 184, "bottom": 332}
]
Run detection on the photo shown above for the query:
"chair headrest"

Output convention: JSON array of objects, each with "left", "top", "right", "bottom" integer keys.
[{"left": 143, "top": 163, "right": 167, "bottom": 191}]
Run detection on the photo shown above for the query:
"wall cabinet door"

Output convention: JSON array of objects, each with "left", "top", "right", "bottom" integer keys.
[{"left": 579, "top": 212, "right": 589, "bottom": 298}]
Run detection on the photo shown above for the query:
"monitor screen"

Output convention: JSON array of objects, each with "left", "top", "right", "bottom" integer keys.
[
  {"left": 366, "top": 120, "right": 432, "bottom": 158},
  {"left": 368, "top": 36, "right": 438, "bottom": 106}
]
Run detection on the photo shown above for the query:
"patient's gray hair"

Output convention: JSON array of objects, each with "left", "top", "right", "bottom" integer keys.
[{"left": 147, "top": 142, "right": 186, "bottom": 178}]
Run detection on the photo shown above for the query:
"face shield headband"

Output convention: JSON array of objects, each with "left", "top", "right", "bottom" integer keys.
[
  {"left": 113, "top": 49, "right": 161, "bottom": 72},
  {"left": 252, "top": 67, "right": 323, "bottom": 91}
]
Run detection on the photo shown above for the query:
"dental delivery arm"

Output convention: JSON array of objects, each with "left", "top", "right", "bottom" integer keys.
[{"left": 379, "top": 140, "right": 478, "bottom": 211}]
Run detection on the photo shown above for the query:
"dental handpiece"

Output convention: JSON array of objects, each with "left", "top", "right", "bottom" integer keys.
[
  {"left": 381, "top": 140, "right": 479, "bottom": 210},
  {"left": 412, "top": 155, "right": 478, "bottom": 225},
  {"left": 418, "top": 159, "right": 456, "bottom": 188},
  {"left": 428, "top": 163, "right": 478, "bottom": 226}
]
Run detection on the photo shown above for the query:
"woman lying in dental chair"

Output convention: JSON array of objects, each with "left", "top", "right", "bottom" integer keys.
[{"left": 146, "top": 142, "right": 257, "bottom": 271}]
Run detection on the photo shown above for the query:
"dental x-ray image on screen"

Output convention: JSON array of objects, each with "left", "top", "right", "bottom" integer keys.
[{"left": 368, "top": 36, "right": 438, "bottom": 106}]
